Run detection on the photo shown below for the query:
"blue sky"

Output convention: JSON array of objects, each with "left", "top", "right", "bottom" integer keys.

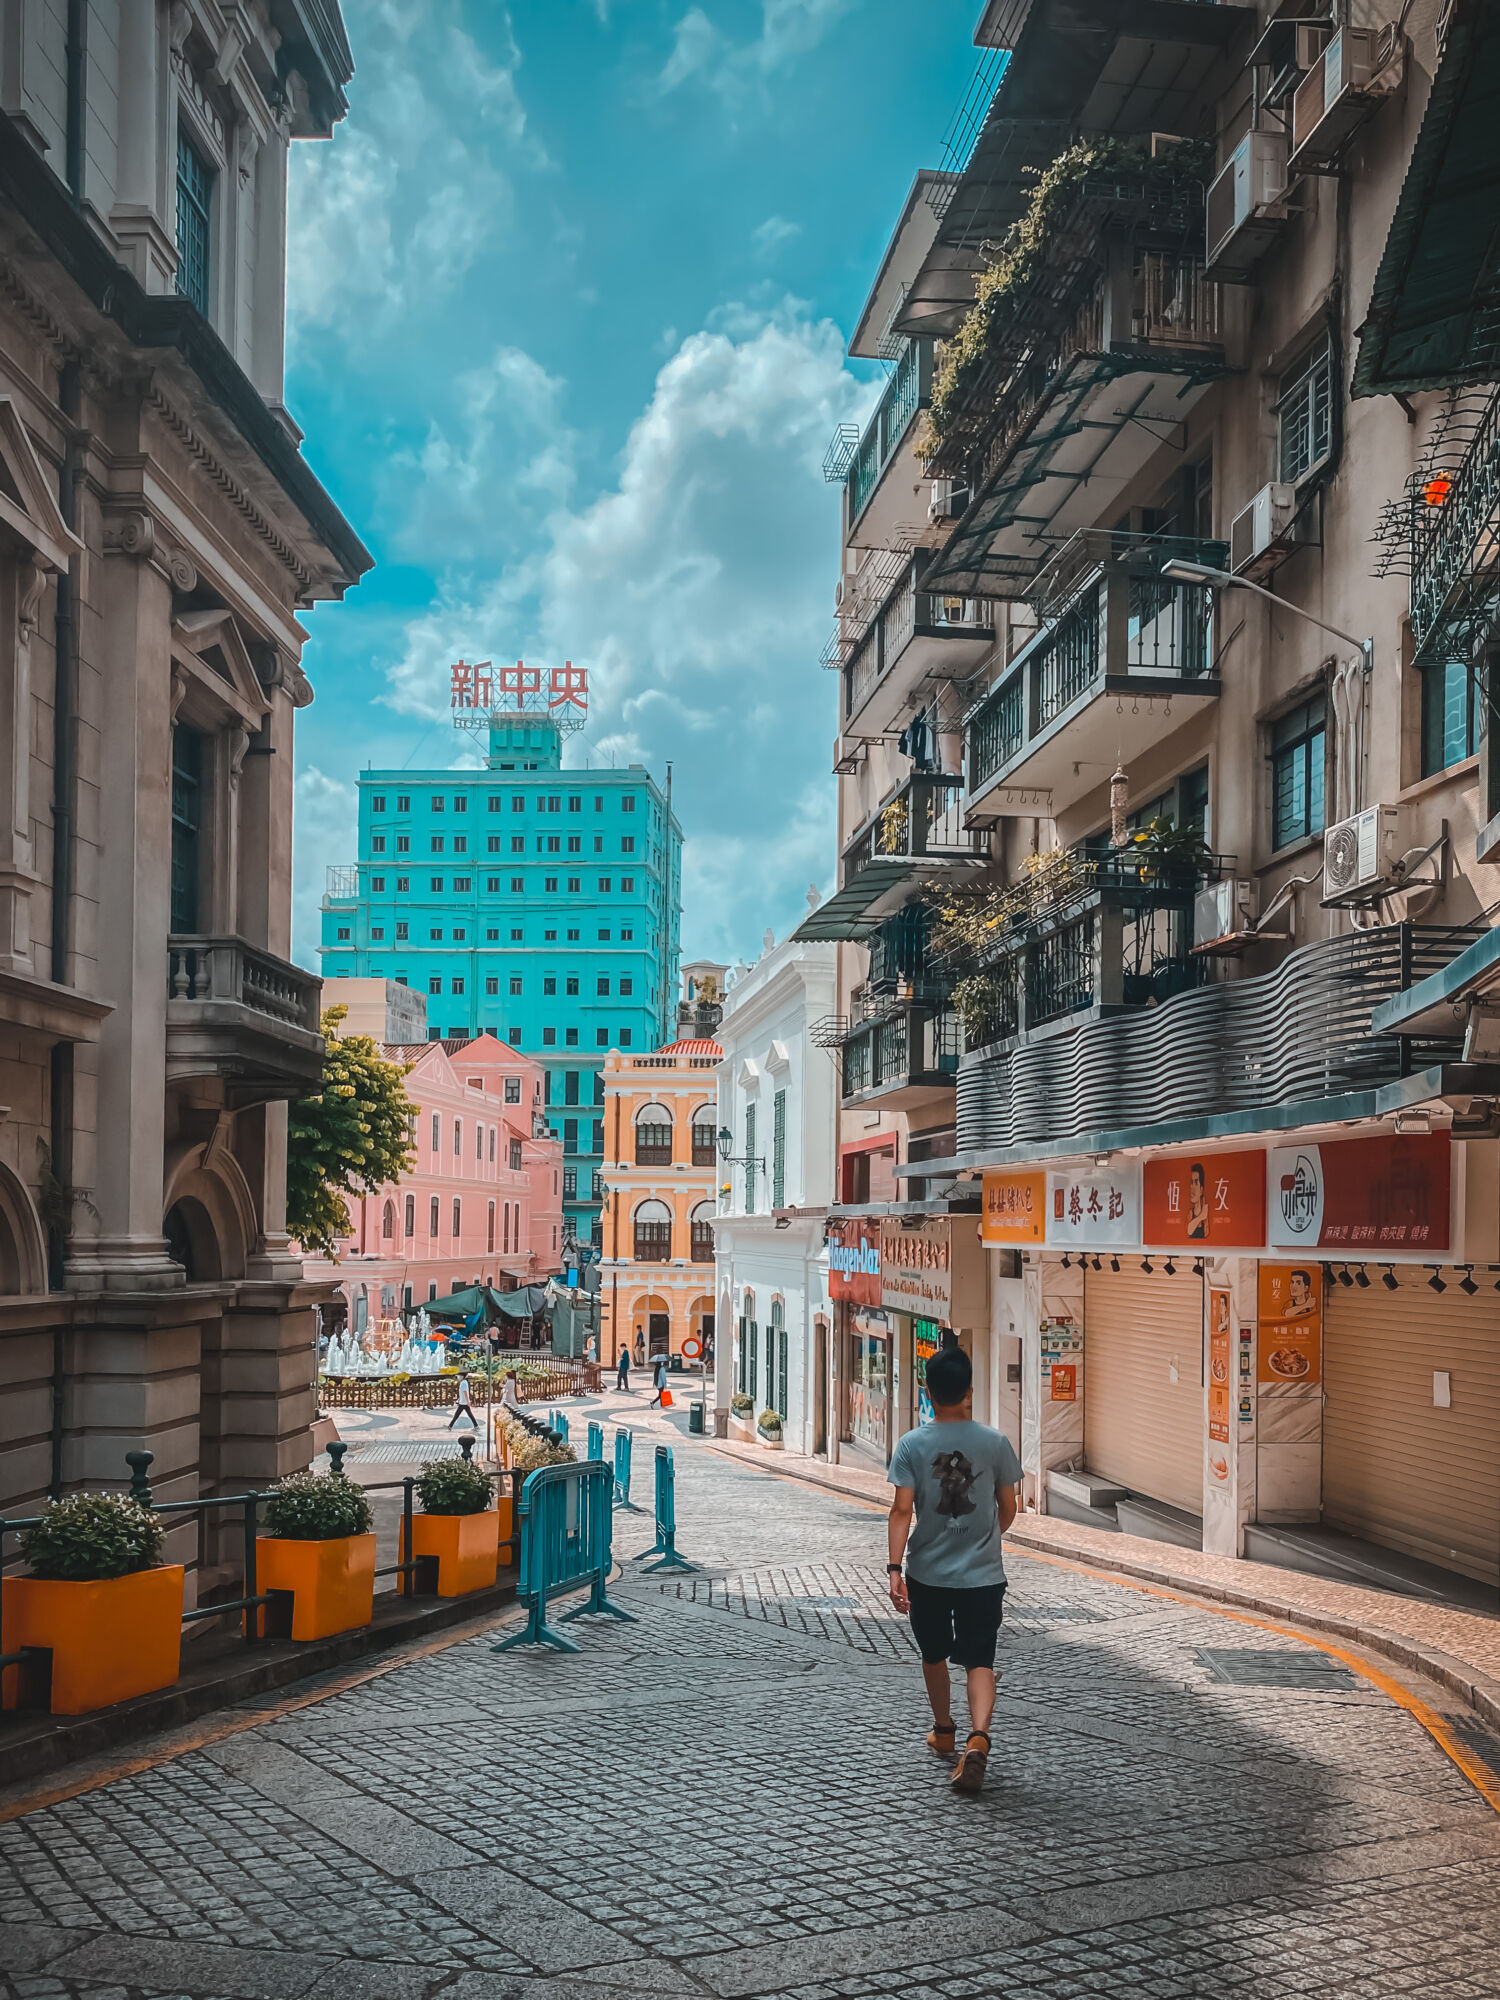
[{"left": 285, "top": 0, "right": 979, "bottom": 971}]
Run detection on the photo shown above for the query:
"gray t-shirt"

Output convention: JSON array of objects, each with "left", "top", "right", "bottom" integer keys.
[{"left": 889, "top": 1419, "right": 1023, "bottom": 1590}]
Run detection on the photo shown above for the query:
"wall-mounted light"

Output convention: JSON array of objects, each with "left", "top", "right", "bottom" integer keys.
[
  {"left": 1163, "top": 1257, "right": 1176, "bottom": 1277},
  {"left": 1140, "top": 1255, "right": 1154, "bottom": 1274},
  {"left": 1381, "top": 1265, "right": 1399, "bottom": 1291},
  {"left": 1352, "top": 1264, "right": 1370, "bottom": 1289},
  {"left": 1091, "top": 1255, "right": 1103, "bottom": 1273},
  {"left": 1109, "top": 1255, "right": 1120, "bottom": 1273},
  {"left": 1060, "top": 1253, "right": 1072, "bottom": 1269},
  {"left": 1459, "top": 1266, "right": 1478, "bottom": 1295},
  {"left": 1426, "top": 1266, "right": 1446, "bottom": 1293},
  {"left": 1336, "top": 1264, "right": 1355, "bottom": 1288}
]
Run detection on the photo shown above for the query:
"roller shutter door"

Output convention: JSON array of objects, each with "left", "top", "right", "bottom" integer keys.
[
  {"left": 1323, "top": 1272, "right": 1500, "bottom": 1587},
  {"left": 1083, "top": 1266, "right": 1204, "bottom": 1514}
]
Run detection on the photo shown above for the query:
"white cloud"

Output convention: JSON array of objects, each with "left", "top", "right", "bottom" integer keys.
[
  {"left": 292, "top": 766, "right": 358, "bottom": 974},
  {"left": 658, "top": 0, "right": 855, "bottom": 96},
  {"left": 752, "top": 215, "right": 801, "bottom": 259}
]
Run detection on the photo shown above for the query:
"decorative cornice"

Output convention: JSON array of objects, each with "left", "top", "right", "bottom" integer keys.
[{"left": 146, "top": 385, "right": 313, "bottom": 592}]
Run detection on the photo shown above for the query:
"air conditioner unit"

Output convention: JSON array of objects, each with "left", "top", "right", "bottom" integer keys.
[
  {"left": 1229, "top": 482, "right": 1305, "bottom": 578},
  {"left": 1193, "top": 877, "right": 1257, "bottom": 950},
  {"left": 834, "top": 578, "right": 846, "bottom": 610},
  {"left": 1322, "top": 804, "right": 1409, "bottom": 906},
  {"left": 1289, "top": 26, "right": 1398, "bottom": 174},
  {"left": 1205, "top": 129, "right": 1290, "bottom": 280},
  {"left": 929, "top": 479, "right": 957, "bottom": 523}
]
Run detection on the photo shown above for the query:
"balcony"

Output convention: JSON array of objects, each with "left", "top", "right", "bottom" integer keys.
[
  {"left": 963, "top": 533, "right": 1226, "bottom": 823},
  {"left": 841, "top": 1003, "right": 963, "bottom": 1116},
  {"left": 842, "top": 340, "right": 931, "bottom": 542},
  {"left": 920, "top": 158, "right": 1236, "bottom": 599},
  {"left": 954, "top": 922, "right": 1479, "bottom": 1156},
  {"left": 841, "top": 552, "right": 997, "bottom": 736},
  {"left": 166, "top": 935, "right": 324, "bottom": 1104},
  {"left": 795, "top": 773, "right": 986, "bottom": 944},
  {"left": 1407, "top": 383, "right": 1500, "bottom": 672}
]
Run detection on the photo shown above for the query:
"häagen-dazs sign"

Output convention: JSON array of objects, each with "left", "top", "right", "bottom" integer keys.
[{"left": 880, "top": 1217, "right": 951, "bottom": 1317}]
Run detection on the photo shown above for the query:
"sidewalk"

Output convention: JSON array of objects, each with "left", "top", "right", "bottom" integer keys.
[{"left": 710, "top": 1436, "right": 1500, "bottom": 1730}]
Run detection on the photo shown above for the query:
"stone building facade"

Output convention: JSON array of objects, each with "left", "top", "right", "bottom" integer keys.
[{"left": 0, "top": 2, "right": 368, "bottom": 1589}]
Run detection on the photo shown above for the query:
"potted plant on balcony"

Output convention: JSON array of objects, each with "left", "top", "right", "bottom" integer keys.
[
  {"left": 1129, "top": 815, "right": 1212, "bottom": 890},
  {"left": 2, "top": 1493, "right": 183, "bottom": 1715},
  {"left": 257, "top": 1471, "right": 376, "bottom": 1641},
  {"left": 756, "top": 1409, "right": 785, "bottom": 1452},
  {"left": 729, "top": 1392, "right": 756, "bottom": 1444},
  {"left": 402, "top": 1458, "right": 500, "bottom": 1597}
]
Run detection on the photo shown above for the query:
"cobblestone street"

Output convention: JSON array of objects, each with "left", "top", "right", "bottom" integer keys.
[{"left": 3, "top": 1406, "right": 1500, "bottom": 2000}]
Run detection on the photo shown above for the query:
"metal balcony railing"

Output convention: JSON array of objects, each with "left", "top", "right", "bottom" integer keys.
[
  {"left": 956, "top": 922, "right": 1475, "bottom": 1152},
  {"left": 840, "top": 1001, "right": 962, "bottom": 1103},
  {"left": 848, "top": 340, "right": 930, "bottom": 523},
  {"left": 842, "top": 773, "right": 987, "bottom": 884},
  {"left": 842, "top": 554, "right": 995, "bottom": 723},
  {"left": 325, "top": 865, "right": 358, "bottom": 900},
  {"left": 1410, "top": 382, "right": 1500, "bottom": 667}
]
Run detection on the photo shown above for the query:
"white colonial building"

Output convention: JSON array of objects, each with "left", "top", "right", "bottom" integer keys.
[{"left": 713, "top": 931, "right": 837, "bottom": 1455}]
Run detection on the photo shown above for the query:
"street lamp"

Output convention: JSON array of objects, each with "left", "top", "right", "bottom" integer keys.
[{"left": 1159, "top": 557, "right": 1372, "bottom": 665}]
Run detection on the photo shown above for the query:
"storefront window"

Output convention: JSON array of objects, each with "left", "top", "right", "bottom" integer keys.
[
  {"left": 913, "top": 1318, "right": 939, "bottom": 1425},
  {"left": 847, "top": 1321, "right": 890, "bottom": 1456}
]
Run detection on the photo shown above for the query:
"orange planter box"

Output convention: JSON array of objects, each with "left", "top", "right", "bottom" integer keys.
[
  {"left": 401, "top": 1511, "right": 499, "bottom": 1596},
  {"left": 1, "top": 1566, "right": 184, "bottom": 1715},
  {"left": 257, "top": 1533, "right": 376, "bottom": 1640}
]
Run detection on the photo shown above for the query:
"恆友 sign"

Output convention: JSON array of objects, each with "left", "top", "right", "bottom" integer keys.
[
  {"left": 1144, "top": 1151, "right": 1266, "bottom": 1248},
  {"left": 1267, "top": 1134, "right": 1450, "bottom": 1252}
]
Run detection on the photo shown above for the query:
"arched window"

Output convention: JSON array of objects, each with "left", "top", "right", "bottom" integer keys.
[
  {"left": 487, "top": 1201, "right": 496, "bottom": 1253},
  {"left": 634, "top": 1102, "right": 673, "bottom": 1166},
  {"left": 690, "top": 1200, "right": 715, "bottom": 1263},
  {"left": 404, "top": 1194, "right": 415, "bottom": 1237},
  {"left": 453, "top": 1118, "right": 462, "bottom": 1156},
  {"left": 503, "top": 1202, "right": 511, "bottom": 1254},
  {"left": 429, "top": 1195, "right": 439, "bottom": 1237},
  {"left": 452, "top": 1197, "right": 462, "bottom": 1237},
  {"left": 691, "top": 1106, "right": 717, "bottom": 1166},
  {"left": 489, "top": 1126, "right": 496, "bottom": 1163},
  {"left": 633, "top": 1198, "right": 672, "bottom": 1262},
  {"left": 382, "top": 1201, "right": 395, "bottom": 1241}
]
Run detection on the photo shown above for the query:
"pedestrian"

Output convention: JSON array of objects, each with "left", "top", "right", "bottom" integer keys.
[
  {"left": 447, "top": 1372, "right": 478, "bottom": 1430},
  {"left": 649, "top": 1350, "right": 670, "bottom": 1407},
  {"left": 499, "top": 1369, "right": 521, "bottom": 1412},
  {"left": 887, "top": 1345, "right": 1021, "bottom": 1796},
  {"left": 616, "top": 1345, "right": 632, "bottom": 1392}
]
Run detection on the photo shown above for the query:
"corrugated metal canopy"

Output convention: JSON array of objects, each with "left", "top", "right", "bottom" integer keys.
[
  {"left": 791, "top": 861, "right": 932, "bottom": 942},
  {"left": 897, "top": 0, "right": 1252, "bottom": 343},
  {"left": 1353, "top": 0, "right": 1500, "bottom": 397}
]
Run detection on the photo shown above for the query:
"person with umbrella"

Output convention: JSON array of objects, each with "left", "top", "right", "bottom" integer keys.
[{"left": 649, "top": 1348, "right": 670, "bottom": 1408}]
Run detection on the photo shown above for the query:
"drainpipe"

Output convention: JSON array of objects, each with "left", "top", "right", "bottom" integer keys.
[{"left": 64, "top": 0, "right": 87, "bottom": 199}]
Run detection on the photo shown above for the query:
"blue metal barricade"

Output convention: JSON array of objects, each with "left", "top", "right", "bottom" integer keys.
[
  {"left": 613, "top": 1429, "right": 639, "bottom": 1509},
  {"left": 551, "top": 1412, "right": 569, "bottom": 1445},
  {"left": 638, "top": 1443, "right": 696, "bottom": 1574},
  {"left": 493, "top": 1460, "right": 636, "bottom": 1653},
  {"left": 586, "top": 1420, "right": 604, "bottom": 1462}
]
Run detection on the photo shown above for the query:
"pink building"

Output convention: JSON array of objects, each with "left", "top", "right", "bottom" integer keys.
[{"left": 304, "top": 1034, "right": 563, "bottom": 1330}]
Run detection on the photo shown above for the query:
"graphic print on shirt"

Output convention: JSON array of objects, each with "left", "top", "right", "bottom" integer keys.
[{"left": 932, "top": 1450, "right": 979, "bottom": 1518}]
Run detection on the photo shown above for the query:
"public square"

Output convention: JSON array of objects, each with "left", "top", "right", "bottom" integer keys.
[{"left": 3, "top": 1394, "right": 1499, "bottom": 2000}]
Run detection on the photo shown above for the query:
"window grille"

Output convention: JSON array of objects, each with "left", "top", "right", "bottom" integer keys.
[{"left": 175, "top": 130, "right": 212, "bottom": 314}]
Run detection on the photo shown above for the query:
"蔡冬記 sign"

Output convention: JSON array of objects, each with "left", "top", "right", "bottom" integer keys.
[{"left": 1046, "top": 1164, "right": 1141, "bottom": 1248}]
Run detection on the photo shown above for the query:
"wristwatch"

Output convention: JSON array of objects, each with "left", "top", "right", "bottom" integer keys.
[{"left": 886, "top": 1563, "right": 904, "bottom": 1574}]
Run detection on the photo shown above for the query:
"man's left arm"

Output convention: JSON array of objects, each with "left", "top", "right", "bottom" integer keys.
[{"left": 996, "top": 1481, "right": 1018, "bottom": 1533}]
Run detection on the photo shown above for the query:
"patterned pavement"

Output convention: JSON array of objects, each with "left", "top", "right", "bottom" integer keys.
[{"left": 1, "top": 1411, "right": 1499, "bottom": 2000}]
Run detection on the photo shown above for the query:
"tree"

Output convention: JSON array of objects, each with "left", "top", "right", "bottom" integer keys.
[{"left": 287, "top": 1007, "right": 415, "bottom": 1256}]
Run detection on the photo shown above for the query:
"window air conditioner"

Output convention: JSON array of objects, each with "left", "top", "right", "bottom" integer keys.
[
  {"left": 834, "top": 578, "right": 846, "bottom": 610},
  {"left": 1193, "top": 878, "right": 1256, "bottom": 950},
  {"left": 1289, "top": 27, "right": 1397, "bottom": 175},
  {"left": 1321, "top": 805, "right": 1409, "bottom": 907},
  {"left": 1229, "top": 482, "right": 1302, "bottom": 578},
  {"left": 1205, "top": 129, "right": 1290, "bottom": 280}
]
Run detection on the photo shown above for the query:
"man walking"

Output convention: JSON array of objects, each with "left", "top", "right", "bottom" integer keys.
[
  {"left": 447, "top": 1371, "right": 478, "bottom": 1430},
  {"left": 616, "top": 1344, "right": 632, "bottom": 1393},
  {"left": 649, "top": 1350, "right": 670, "bottom": 1407},
  {"left": 887, "top": 1345, "right": 1021, "bottom": 1795}
]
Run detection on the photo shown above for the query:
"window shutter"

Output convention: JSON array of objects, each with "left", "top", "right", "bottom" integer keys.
[{"left": 772, "top": 1089, "right": 786, "bottom": 1209}]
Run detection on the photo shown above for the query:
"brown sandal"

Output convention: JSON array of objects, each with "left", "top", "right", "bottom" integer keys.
[
  {"left": 951, "top": 1730, "right": 991, "bottom": 1794},
  {"left": 926, "top": 1719, "right": 957, "bottom": 1757}
]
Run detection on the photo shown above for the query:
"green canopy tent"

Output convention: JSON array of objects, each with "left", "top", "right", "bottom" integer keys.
[{"left": 421, "top": 1283, "right": 550, "bottom": 1340}]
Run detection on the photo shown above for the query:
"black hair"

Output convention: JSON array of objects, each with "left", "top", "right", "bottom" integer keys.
[{"left": 926, "top": 1345, "right": 972, "bottom": 1407}]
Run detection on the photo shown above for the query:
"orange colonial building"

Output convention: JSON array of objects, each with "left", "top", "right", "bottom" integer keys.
[{"left": 599, "top": 1036, "right": 721, "bottom": 1364}]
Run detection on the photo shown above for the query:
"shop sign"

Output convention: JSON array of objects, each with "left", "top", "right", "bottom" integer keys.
[
  {"left": 1045, "top": 1163, "right": 1141, "bottom": 1247},
  {"left": 1207, "top": 1288, "right": 1232, "bottom": 1465},
  {"left": 880, "top": 1217, "right": 951, "bottom": 1316},
  {"left": 827, "top": 1220, "right": 881, "bottom": 1305},
  {"left": 1267, "top": 1134, "right": 1451, "bottom": 1252},
  {"left": 1050, "top": 1362, "right": 1077, "bottom": 1402},
  {"left": 1258, "top": 1264, "right": 1322, "bottom": 1388},
  {"left": 981, "top": 1169, "right": 1046, "bottom": 1244},
  {"left": 1144, "top": 1151, "right": 1266, "bottom": 1249},
  {"left": 1041, "top": 1319, "right": 1081, "bottom": 1399}
]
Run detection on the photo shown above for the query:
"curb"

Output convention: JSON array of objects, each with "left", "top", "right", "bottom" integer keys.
[
  {"left": 0, "top": 1574, "right": 519, "bottom": 1787},
  {"left": 706, "top": 1442, "right": 1500, "bottom": 1735}
]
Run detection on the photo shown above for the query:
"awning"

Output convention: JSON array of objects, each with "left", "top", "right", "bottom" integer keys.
[
  {"left": 1368, "top": 925, "right": 1500, "bottom": 1039},
  {"left": 1353, "top": 0, "right": 1500, "bottom": 397},
  {"left": 791, "top": 861, "right": 931, "bottom": 943},
  {"left": 423, "top": 1283, "right": 546, "bottom": 1325}
]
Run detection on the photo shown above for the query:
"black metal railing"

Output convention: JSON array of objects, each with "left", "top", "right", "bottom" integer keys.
[
  {"left": 842, "top": 551, "right": 996, "bottom": 722},
  {"left": 956, "top": 922, "right": 1475, "bottom": 1153},
  {"left": 840, "top": 1002, "right": 960, "bottom": 1102},
  {"left": 842, "top": 773, "right": 986, "bottom": 882},
  {"left": 1410, "top": 383, "right": 1500, "bottom": 666},
  {"left": 848, "top": 340, "right": 929, "bottom": 521},
  {"left": 1036, "top": 588, "right": 1101, "bottom": 727},
  {"left": 1028, "top": 917, "right": 1095, "bottom": 1025}
]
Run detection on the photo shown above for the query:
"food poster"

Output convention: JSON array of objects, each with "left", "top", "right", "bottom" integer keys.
[
  {"left": 1257, "top": 1264, "right": 1322, "bottom": 1387},
  {"left": 1207, "top": 1288, "right": 1232, "bottom": 1484}
]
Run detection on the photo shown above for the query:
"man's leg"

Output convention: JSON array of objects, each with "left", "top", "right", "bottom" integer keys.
[
  {"left": 922, "top": 1659, "right": 954, "bottom": 1728},
  {"left": 964, "top": 1666, "right": 996, "bottom": 1738}
]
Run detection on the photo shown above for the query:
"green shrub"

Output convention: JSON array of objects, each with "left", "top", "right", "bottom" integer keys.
[
  {"left": 262, "top": 1471, "right": 373, "bottom": 1540},
  {"left": 731, "top": 1393, "right": 753, "bottom": 1415},
  {"left": 757, "top": 1409, "right": 783, "bottom": 1437},
  {"left": 416, "top": 1458, "right": 494, "bottom": 1515},
  {"left": 19, "top": 1493, "right": 164, "bottom": 1581}
]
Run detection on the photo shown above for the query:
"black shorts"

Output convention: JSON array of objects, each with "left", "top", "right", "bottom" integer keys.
[{"left": 906, "top": 1577, "right": 1007, "bottom": 1670}]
